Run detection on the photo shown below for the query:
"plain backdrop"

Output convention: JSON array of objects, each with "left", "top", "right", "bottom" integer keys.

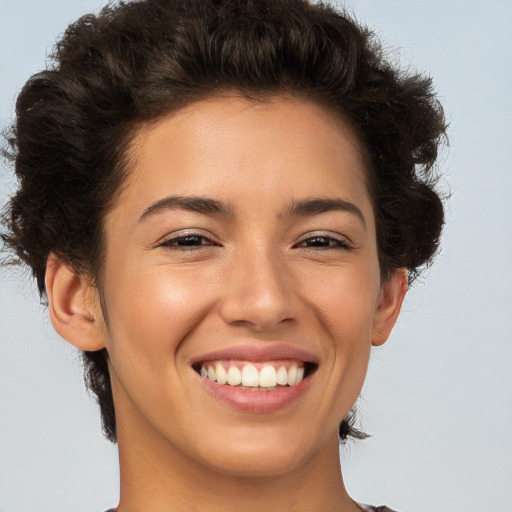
[{"left": 1, "top": 1, "right": 511, "bottom": 511}]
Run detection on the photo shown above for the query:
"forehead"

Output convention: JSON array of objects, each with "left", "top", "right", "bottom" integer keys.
[
  {"left": 109, "top": 95, "right": 373, "bottom": 226},
  {"left": 133, "top": 94, "right": 367, "bottom": 168}
]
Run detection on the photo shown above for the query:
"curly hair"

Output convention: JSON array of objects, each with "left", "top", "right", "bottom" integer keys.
[{"left": 1, "top": 0, "right": 447, "bottom": 443}]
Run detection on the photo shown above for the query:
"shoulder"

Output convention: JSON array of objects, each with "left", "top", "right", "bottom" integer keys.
[{"left": 358, "top": 505, "right": 399, "bottom": 512}]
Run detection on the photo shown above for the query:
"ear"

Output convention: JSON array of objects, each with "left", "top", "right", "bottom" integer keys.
[
  {"left": 45, "top": 253, "right": 106, "bottom": 351},
  {"left": 371, "top": 268, "right": 408, "bottom": 347}
]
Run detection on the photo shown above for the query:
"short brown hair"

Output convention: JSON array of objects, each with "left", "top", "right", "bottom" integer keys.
[{"left": 2, "top": 0, "right": 447, "bottom": 443}]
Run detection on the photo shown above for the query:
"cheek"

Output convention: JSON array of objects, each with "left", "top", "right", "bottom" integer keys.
[
  {"left": 99, "top": 263, "right": 223, "bottom": 440},
  {"left": 301, "top": 260, "right": 380, "bottom": 342},
  {"left": 99, "top": 259, "right": 209, "bottom": 385},
  {"left": 298, "top": 262, "right": 378, "bottom": 401}
]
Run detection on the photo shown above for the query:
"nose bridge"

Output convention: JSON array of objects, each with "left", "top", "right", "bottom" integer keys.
[{"left": 219, "top": 240, "right": 295, "bottom": 330}]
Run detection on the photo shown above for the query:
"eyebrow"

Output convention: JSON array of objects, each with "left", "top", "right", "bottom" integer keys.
[
  {"left": 286, "top": 198, "right": 366, "bottom": 228},
  {"left": 139, "top": 195, "right": 365, "bottom": 228},
  {"left": 139, "top": 195, "right": 233, "bottom": 222}
]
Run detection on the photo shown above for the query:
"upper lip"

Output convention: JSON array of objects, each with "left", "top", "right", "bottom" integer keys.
[{"left": 190, "top": 343, "right": 319, "bottom": 366}]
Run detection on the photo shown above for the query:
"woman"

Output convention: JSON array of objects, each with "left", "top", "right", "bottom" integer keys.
[{"left": 1, "top": 0, "right": 446, "bottom": 510}]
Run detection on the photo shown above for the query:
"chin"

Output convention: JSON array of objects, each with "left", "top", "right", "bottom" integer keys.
[{"left": 189, "top": 423, "right": 329, "bottom": 478}]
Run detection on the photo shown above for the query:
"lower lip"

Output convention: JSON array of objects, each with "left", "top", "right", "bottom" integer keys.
[{"left": 197, "top": 372, "right": 312, "bottom": 413}]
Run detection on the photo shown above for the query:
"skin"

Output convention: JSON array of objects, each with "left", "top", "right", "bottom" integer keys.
[{"left": 46, "top": 95, "right": 407, "bottom": 512}]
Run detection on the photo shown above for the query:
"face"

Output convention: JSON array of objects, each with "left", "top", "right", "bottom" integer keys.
[{"left": 95, "top": 96, "right": 402, "bottom": 477}]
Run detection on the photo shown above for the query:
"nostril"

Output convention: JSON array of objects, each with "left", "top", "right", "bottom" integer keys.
[{"left": 218, "top": 275, "right": 297, "bottom": 331}]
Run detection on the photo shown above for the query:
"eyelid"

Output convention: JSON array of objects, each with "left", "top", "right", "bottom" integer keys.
[
  {"left": 153, "top": 229, "right": 353, "bottom": 250},
  {"left": 294, "top": 231, "right": 354, "bottom": 249},
  {"left": 155, "top": 228, "right": 221, "bottom": 248}
]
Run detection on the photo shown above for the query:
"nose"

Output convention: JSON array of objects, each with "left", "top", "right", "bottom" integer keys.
[{"left": 218, "top": 246, "right": 297, "bottom": 332}]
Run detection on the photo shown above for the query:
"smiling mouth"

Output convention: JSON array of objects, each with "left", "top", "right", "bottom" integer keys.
[{"left": 194, "top": 361, "right": 317, "bottom": 391}]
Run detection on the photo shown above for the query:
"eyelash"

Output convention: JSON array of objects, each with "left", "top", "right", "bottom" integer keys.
[
  {"left": 158, "top": 234, "right": 218, "bottom": 250},
  {"left": 158, "top": 233, "right": 352, "bottom": 251},
  {"left": 294, "top": 235, "right": 352, "bottom": 251}
]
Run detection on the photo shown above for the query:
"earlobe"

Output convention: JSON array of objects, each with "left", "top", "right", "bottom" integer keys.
[
  {"left": 371, "top": 268, "right": 408, "bottom": 347},
  {"left": 45, "top": 253, "right": 106, "bottom": 351}
]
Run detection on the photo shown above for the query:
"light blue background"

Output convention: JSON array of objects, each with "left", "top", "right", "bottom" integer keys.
[{"left": 1, "top": 1, "right": 511, "bottom": 511}]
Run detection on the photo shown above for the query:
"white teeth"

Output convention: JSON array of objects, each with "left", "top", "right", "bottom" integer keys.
[
  {"left": 215, "top": 363, "right": 227, "bottom": 385},
  {"left": 295, "top": 366, "right": 304, "bottom": 385},
  {"left": 227, "top": 366, "right": 242, "bottom": 386},
  {"left": 276, "top": 366, "right": 288, "bottom": 385},
  {"left": 259, "top": 365, "right": 277, "bottom": 387},
  {"left": 199, "top": 362, "right": 307, "bottom": 389},
  {"left": 287, "top": 365, "right": 297, "bottom": 386},
  {"left": 241, "top": 364, "right": 259, "bottom": 387}
]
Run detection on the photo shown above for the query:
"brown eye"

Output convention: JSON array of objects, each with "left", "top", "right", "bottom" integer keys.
[
  {"left": 296, "top": 236, "right": 351, "bottom": 250},
  {"left": 159, "top": 235, "right": 216, "bottom": 249}
]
